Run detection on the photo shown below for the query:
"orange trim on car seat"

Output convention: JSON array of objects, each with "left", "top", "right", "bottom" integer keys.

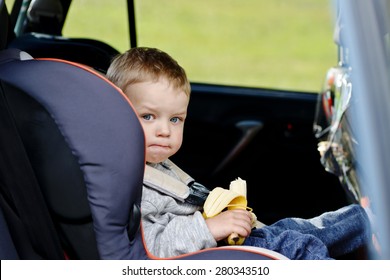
[
  {"left": 139, "top": 220, "right": 161, "bottom": 260},
  {"left": 36, "top": 57, "right": 146, "bottom": 159},
  {"left": 139, "top": 218, "right": 284, "bottom": 260},
  {"left": 36, "top": 58, "right": 136, "bottom": 112}
]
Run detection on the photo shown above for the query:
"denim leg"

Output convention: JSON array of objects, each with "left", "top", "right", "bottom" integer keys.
[
  {"left": 245, "top": 204, "right": 371, "bottom": 258},
  {"left": 244, "top": 228, "right": 333, "bottom": 259}
]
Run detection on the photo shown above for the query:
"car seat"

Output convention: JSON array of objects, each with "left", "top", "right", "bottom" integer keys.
[
  {"left": 6, "top": 0, "right": 119, "bottom": 73},
  {"left": 0, "top": 48, "right": 146, "bottom": 259},
  {"left": 0, "top": 203, "right": 19, "bottom": 259},
  {"left": 0, "top": 46, "right": 288, "bottom": 260}
]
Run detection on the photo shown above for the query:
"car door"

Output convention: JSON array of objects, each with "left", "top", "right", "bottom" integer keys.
[{"left": 173, "top": 81, "right": 347, "bottom": 225}]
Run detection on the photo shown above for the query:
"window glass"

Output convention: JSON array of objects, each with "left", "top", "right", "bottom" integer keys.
[
  {"left": 4, "top": 0, "right": 15, "bottom": 11},
  {"left": 62, "top": 0, "right": 129, "bottom": 53},
  {"left": 62, "top": 0, "right": 335, "bottom": 92},
  {"left": 135, "top": 0, "right": 336, "bottom": 92}
]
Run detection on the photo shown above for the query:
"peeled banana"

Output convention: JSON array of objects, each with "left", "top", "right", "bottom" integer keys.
[{"left": 203, "top": 177, "right": 252, "bottom": 245}]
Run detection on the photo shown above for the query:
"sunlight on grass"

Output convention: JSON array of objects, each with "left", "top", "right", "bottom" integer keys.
[{"left": 63, "top": 0, "right": 336, "bottom": 92}]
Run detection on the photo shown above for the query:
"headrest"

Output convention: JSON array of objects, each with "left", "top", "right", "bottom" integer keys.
[
  {"left": 0, "top": 50, "right": 146, "bottom": 259},
  {"left": 27, "top": 0, "right": 63, "bottom": 23}
]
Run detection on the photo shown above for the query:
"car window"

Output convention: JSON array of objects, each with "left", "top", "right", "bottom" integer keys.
[
  {"left": 63, "top": 0, "right": 129, "bottom": 52},
  {"left": 62, "top": 0, "right": 336, "bottom": 92},
  {"left": 135, "top": 0, "right": 336, "bottom": 92},
  {"left": 4, "top": 0, "right": 15, "bottom": 11}
]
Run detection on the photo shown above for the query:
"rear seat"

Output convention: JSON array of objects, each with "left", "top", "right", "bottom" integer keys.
[
  {"left": 8, "top": 33, "right": 119, "bottom": 73},
  {"left": 6, "top": 0, "right": 119, "bottom": 73}
]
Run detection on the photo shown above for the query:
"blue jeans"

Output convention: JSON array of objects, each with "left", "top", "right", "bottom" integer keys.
[{"left": 244, "top": 204, "right": 371, "bottom": 260}]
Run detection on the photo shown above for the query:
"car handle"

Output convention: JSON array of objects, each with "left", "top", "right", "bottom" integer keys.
[{"left": 213, "top": 120, "right": 264, "bottom": 175}]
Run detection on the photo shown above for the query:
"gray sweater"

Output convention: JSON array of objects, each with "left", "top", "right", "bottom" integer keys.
[{"left": 141, "top": 161, "right": 217, "bottom": 258}]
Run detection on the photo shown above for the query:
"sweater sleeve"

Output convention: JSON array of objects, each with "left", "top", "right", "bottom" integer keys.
[{"left": 141, "top": 186, "right": 217, "bottom": 258}]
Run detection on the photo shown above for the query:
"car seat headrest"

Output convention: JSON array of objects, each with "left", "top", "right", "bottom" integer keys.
[{"left": 27, "top": 0, "right": 63, "bottom": 23}]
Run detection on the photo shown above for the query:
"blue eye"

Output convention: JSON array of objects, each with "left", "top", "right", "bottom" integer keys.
[
  {"left": 142, "top": 114, "right": 152, "bottom": 121},
  {"left": 171, "top": 117, "right": 180, "bottom": 123}
]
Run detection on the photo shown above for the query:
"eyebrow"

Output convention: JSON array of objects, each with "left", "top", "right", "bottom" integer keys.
[
  {"left": 175, "top": 110, "right": 187, "bottom": 116},
  {"left": 137, "top": 104, "right": 187, "bottom": 116}
]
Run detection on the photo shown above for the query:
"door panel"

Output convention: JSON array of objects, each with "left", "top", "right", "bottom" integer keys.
[{"left": 171, "top": 83, "right": 348, "bottom": 224}]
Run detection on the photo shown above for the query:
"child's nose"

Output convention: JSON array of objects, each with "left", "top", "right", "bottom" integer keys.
[{"left": 156, "top": 121, "right": 170, "bottom": 136}]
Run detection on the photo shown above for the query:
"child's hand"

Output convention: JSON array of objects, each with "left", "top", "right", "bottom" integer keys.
[{"left": 205, "top": 209, "right": 252, "bottom": 242}]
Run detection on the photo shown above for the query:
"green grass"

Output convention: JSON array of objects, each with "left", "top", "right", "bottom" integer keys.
[{"left": 63, "top": 0, "right": 336, "bottom": 92}]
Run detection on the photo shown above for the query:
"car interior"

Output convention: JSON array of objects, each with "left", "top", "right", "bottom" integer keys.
[
  {"left": 0, "top": 0, "right": 295, "bottom": 260},
  {"left": 7, "top": 0, "right": 120, "bottom": 73},
  {"left": 0, "top": 0, "right": 373, "bottom": 260}
]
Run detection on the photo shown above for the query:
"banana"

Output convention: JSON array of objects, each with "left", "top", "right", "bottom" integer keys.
[
  {"left": 226, "top": 178, "right": 247, "bottom": 245},
  {"left": 229, "top": 177, "right": 247, "bottom": 197},
  {"left": 203, "top": 177, "right": 251, "bottom": 245},
  {"left": 202, "top": 187, "right": 246, "bottom": 218}
]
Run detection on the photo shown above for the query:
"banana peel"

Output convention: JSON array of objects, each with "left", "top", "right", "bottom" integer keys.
[{"left": 203, "top": 177, "right": 255, "bottom": 245}]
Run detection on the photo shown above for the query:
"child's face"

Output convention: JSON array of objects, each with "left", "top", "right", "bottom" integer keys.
[{"left": 125, "top": 78, "right": 189, "bottom": 163}]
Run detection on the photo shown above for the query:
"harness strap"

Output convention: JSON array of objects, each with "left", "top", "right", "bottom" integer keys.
[
  {"left": 144, "top": 164, "right": 190, "bottom": 202},
  {"left": 143, "top": 160, "right": 210, "bottom": 206}
]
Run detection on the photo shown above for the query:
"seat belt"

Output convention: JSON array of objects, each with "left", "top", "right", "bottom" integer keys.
[{"left": 0, "top": 85, "right": 65, "bottom": 259}]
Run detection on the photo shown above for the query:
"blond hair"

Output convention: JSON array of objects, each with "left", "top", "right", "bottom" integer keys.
[{"left": 106, "top": 47, "right": 190, "bottom": 97}]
